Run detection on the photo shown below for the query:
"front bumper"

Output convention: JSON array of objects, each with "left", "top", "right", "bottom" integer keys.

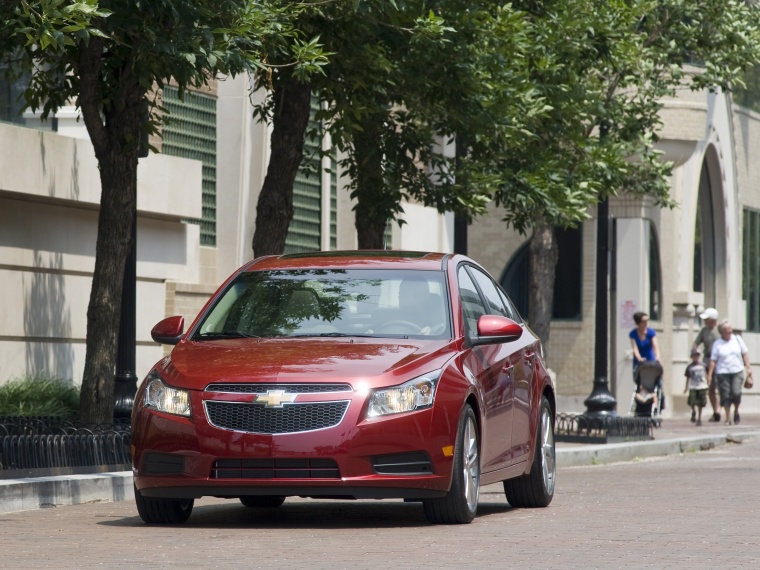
[{"left": 132, "top": 387, "right": 460, "bottom": 500}]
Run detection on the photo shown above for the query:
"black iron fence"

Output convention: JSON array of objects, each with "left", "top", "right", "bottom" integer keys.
[
  {"left": 554, "top": 413, "right": 654, "bottom": 444},
  {"left": 0, "top": 416, "right": 132, "bottom": 478}
]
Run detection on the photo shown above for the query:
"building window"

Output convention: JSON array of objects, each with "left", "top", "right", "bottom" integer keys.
[
  {"left": 648, "top": 223, "right": 662, "bottom": 321},
  {"left": 0, "top": 74, "right": 28, "bottom": 126},
  {"left": 695, "top": 160, "right": 717, "bottom": 306},
  {"left": 743, "top": 208, "right": 760, "bottom": 332},
  {"left": 500, "top": 225, "right": 583, "bottom": 321},
  {"left": 162, "top": 86, "right": 217, "bottom": 246},
  {"left": 693, "top": 206, "right": 703, "bottom": 293}
]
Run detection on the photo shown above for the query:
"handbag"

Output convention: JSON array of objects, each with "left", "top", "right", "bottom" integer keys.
[{"left": 744, "top": 375, "right": 754, "bottom": 389}]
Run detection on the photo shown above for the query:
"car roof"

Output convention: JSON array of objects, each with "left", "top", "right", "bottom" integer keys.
[{"left": 246, "top": 250, "right": 453, "bottom": 271}]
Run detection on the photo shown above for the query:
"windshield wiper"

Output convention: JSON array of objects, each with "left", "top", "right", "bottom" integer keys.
[
  {"left": 195, "top": 331, "right": 261, "bottom": 340},
  {"left": 290, "top": 332, "right": 378, "bottom": 338}
]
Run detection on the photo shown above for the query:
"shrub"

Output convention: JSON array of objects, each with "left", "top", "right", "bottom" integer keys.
[{"left": 0, "top": 376, "right": 80, "bottom": 419}]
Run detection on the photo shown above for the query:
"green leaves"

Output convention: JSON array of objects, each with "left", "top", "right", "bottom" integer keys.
[
  {"left": 474, "top": 0, "right": 760, "bottom": 231},
  {"left": 7, "top": 0, "right": 111, "bottom": 50},
  {"left": 1, "top": 1, "right": 329, "bottom": 127},
  {"left": 0, "top": 376, "right": 81, "bottom": 419}
]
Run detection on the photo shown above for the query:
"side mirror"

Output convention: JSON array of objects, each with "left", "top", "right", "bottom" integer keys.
[
  {"left": 151, "top": 316, "right": 185, "bottom": 345},
  {"left": 471, "top": 315, "right": 523, "bottom": 346}
]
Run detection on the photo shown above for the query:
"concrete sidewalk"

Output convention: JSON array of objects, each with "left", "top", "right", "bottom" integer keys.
[
  {"left": 2, "top": 413, "right": 759, "bottom": 515},
  {"left": 556, "top": 412, "right": 760, "bottom": 467}
]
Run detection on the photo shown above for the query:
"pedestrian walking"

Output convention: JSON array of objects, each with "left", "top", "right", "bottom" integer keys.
[
  {"left": 684, "top": 348, "right": 708, "bottom": 426},
  {"left": 693, "top": 307, "right": 721, "bottom": 422},
  {"left": 706, "top": 320, "right": 752, "bottom": 426},
  {"left": 629, "top": 311, "right": 661, "bottom": 381}
]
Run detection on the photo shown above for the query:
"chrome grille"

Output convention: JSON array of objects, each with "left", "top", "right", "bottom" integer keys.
[
  {"left": 204, "top": 401, "right": 349, "bottom": 434},
  {"left": 212, "top": 458, "right": 340, "bottom": 479},
  {"left": 205, "top": 383, "right": 353, "bottom": 394}
]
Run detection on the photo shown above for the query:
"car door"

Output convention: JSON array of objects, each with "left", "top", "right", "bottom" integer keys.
[
  {"left": 458, "top": 265, "right": 515, "bottom": 473},
  {"left": 468, "top": 267, "right": 535, "bottom": 465},
  {"left": 495, "top": 286, "right": 536, "bottom": 462}
]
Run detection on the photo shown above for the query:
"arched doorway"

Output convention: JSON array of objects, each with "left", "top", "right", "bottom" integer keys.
[
  {"left": 500, "top": 226, "right": 583, "bottom": 321},
  {"left": 693, "top": 145, "right": 729, "bottom": 315}
]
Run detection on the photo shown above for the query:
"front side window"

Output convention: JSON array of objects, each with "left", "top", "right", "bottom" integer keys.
[
  {"left": 194, "top": 269, "right": 451, "bottom": 339},
  {"left": 458, "top": 267, "right": 487, "bottom": 340},
  {"left": 468, "top": 266, "right": 510, "bottom": 318}
]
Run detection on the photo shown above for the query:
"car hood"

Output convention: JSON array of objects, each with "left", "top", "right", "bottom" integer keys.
[{"left": 158, "top": 337, "right": 458, "bottom": 391}]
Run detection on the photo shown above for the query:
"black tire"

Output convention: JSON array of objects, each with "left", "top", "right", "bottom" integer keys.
[
  {"left": 134, "top": 484, "right": 194, "bottom": 524},
  {"left": 504, "top": 396, "right": 555, "bottom": 508},
  {"left": 239, "top": 496, "right": 286, "bottom": 508},
  {"left": 423, "top": 405, "right": 480, "bottom": 524}
]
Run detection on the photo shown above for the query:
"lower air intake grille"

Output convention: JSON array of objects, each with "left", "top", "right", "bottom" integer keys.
[
  {"left": 372, "top": 451, "right": 434, "bottom": 475},
  {"left": 212, "top": 458, "right": 340, "bottom": 479},
  {"left": 204, "top": 401, "right": 349, "bottom": 434}
]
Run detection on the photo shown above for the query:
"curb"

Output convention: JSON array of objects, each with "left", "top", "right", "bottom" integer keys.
[
  {"left": 0, "top": 471, "right": 133, "bottom": 515},
  {"left": 556, "top": 431, "right": 756, "bottom": 467},
  {"left": 0, "top": 432, "right": 756, "bottom": 515}
]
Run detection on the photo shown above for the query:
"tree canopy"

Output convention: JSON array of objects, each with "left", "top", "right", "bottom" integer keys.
[
  {"left": 3, "top": 1, "right": 760, "bottom": 417},
  {"left": 1, "top": 0, "right": 327, "bottom": 423}
]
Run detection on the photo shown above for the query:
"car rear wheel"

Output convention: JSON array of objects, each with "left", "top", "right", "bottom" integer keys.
[
  {"left": 503, "top": 395, "right": 555, "bottom": 508},
  {"left": 239, "top": 496, "right": 286, "bottom": 508},
  {"left": 134, "top": 484, "right": 194, "bottom": 524},
  {"left": 423, "top": 404, "right": 480, "bottom": 524}
]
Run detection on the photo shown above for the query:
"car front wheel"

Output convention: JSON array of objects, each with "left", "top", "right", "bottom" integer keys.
[
  {"left": 423, "top": 404, "right": 480, "bottom": 524},
  {"left": 503, "top": 395, "right": 555, "bottom": 508},
  {"left": 134, "top": 484, "right": 194, "bottom": 524}
]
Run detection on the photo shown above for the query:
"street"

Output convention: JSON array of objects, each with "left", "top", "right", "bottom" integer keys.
[{"left": 1, "top": 437, "right": 758, "bottom": 569}]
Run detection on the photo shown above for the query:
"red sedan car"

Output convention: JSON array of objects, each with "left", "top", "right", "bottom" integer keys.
[{"left": 132, "top": 251, "right": 556, "bottom": 524}]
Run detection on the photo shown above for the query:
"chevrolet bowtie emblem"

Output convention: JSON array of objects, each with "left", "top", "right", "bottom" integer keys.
[{"left": 256, "top": 390, "right": 297, "bottom": 408}]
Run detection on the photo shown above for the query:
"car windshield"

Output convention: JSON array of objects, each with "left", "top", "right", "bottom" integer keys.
[{"left": 193, "top": 269, "right": 452, "bottom": 340}]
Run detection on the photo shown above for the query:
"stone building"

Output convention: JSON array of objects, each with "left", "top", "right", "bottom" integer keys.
[
  {"left": 0, "top": 74, "right": 453, "bottom": 387},
  {"left": 3, "top": 70, "right": 758, "bottom": 419},
  {"left": 468, "top": 84, "right": 760, "bottom": 415}
]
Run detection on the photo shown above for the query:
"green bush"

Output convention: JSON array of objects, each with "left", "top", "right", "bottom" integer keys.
[{"left": 0, "top": 376, "right": 80, "bottom": 419}]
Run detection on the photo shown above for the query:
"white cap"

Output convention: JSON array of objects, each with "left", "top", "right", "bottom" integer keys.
[{"left": 700, "top": 307, "right": 718, "bottom": 320}]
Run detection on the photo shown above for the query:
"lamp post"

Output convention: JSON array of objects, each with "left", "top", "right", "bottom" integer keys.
[
  {"left": 454, "top": 214, "right": 468, "bottom": 255},
  {"left": 114, "top": 116, "right": 148, "bottom": 422},
  {"left": 113, "top": 216, "right": 137, "bottom": 422},
  {"left": 583, "top": 194, "right": 618, "bottom": 417}
]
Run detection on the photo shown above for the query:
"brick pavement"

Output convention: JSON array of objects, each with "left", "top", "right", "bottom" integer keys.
[{"left": 1, "top": 426, "right": 758, "bottom": 569}]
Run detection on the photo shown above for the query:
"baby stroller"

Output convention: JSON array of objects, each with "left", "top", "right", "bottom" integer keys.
[{"left": 629, "top": 360, "right": 663, "bottom": 427}]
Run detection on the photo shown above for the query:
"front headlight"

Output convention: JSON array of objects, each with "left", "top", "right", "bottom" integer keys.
[
  {"left": 367, "top": 370, "right": 441, "bottom": 418},
  {"left": 144, "top": 372, "right": 191, "bottom": 417}
]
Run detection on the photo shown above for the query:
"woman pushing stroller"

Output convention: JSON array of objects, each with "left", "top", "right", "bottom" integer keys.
[
  {"left": 629, "top": 311, "right": 663, "bottom": 422},
  {"left": 629, "top": 311, "right": 661, "bottom": 380}
]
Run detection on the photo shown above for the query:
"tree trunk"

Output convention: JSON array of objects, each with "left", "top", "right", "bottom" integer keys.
[
  {"left": 252, "top": 78, "right": 312, "bottom": 257},
  {"left": 353, "top": 115, "right": 388, "bottom": 249},
  {"left": 528, "top": 223, "right": 558, "bottom": 360},
  {"left": 79, "top": 154, "right": 138, "bottom": 424},
  {"left": 77, "top": 40, "right": 143, "bottom": 424}
]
